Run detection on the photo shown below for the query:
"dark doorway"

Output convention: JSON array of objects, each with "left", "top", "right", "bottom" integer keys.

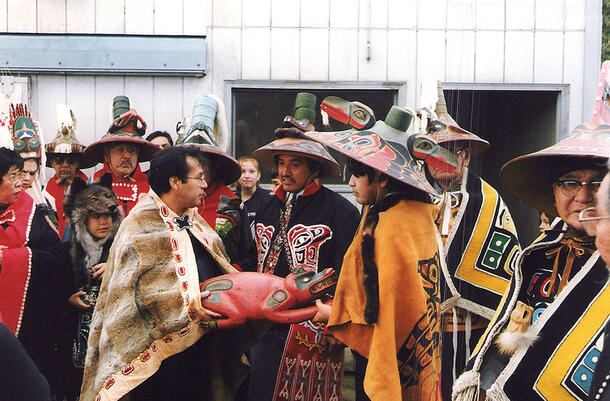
[{"left": 445, "top": 89, "right": 560, "bottom": 246}]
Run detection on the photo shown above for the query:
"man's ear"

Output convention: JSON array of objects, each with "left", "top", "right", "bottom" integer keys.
[{"left": 169, "top": 176, "right": 181, "bottom": 190}]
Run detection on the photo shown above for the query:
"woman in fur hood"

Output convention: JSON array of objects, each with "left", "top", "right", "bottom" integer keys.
[{"left": 63, "top": 173, "right": 124, "bottom": 400}]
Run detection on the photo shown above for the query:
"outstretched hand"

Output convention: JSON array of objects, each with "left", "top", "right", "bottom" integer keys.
[{"left": 69, "top": 291, "right": 93, "bottom": 310}]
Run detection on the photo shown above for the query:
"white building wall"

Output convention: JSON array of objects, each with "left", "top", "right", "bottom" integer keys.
[{"left": 0, "top": 0, "right": 601, "bottom": 165}]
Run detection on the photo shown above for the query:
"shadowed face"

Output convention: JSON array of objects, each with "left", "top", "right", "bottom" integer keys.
[
  {"left": 349, "top": 173, "right": 381, "bottom": 206},
  {"left": 0, "top": 166, "right": 23, "bottom": 205},
  {"left": 151, "top": 136, "right": 171, "bottom": 150},
  {"left": 87, "top": 212, "right": 113, "bottom": 240},
  {"left": 104, "top": 144, "right": 139, "bottom": 179},
  {"left": 176, "top": 156, "right": 208, "bottom": 210},
  {"left": 277, "top": 154, "right": 317, "bottom": 193},
  {"left": 552, "top": 169, "right": 604, "bottom": 232},
  {"left": 21, "top": 159, "right": 39, "bottom": 189},
  {"left": 51, "top": 154, "right": 79, "bottom": 185}
]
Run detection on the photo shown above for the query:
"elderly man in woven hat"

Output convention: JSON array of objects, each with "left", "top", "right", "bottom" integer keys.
[
  {"left": 82, "top": 96, "right": 159, "bottom": 215},
  {"left": 421, "top": 85, "right": 521, "bottom": 400},
  {"left": 305, "top": 98, "right": 459, "bottom": 400},
  {"left": 44, "top": 105, "right": 89, "bottom": 238},
  {"left": 246, "top": 92, "right": 360, "bottom": 401}
]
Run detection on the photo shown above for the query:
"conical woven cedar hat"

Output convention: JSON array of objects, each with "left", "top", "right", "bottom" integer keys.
[
  {"left": 427, "top": 85, "right": 490, "bottom": 155},
  {"left": 253, "top": 92, "right": 342, "bottom": 178},
  {"left": 44, "top": 105, "right": 86, "bottom": 167},
  {"left": 501, "top": 123, "right": 610, "bottom": 216},
  {"left": 81, "top": 96, "right": 160, "bottom": 168}
]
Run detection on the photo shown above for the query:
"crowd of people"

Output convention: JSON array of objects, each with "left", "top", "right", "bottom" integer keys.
[{"left": 0, "top": 84, "right": 608, "bottom": 401}]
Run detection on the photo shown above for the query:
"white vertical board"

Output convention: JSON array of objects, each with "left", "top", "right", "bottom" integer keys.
[
  {"left": 533, "top": 31, "right": 563, "bottom": 83},
  {"left": 564, "top": 0, "right": 585, "bottom": 30},
  {"left": 96, "top": 0, "right": 125, "bottom": 34},
  {"left": 7, "top": 0, "right": 36, "bottom": 32},
  {"left": 329, "top": 28, "right": 359, "bottom": 81},
  {"left": 387, "top": 29, "right": 416, "bottom": 83},
  {"left": 37, "top": 0, "right": 66, "bottom": 33},
  {"left": 270, "top": 28, "right": 299, "bottom": 80},
  {"left": 388, "top": 0, "right": 416, "bottom": 28},
  {"left": 506, "top": 0, "right": 534, "bottom": 30},
  {"left": 184, "top": 0, "right": 209, "bottom": 35},
  {"left": 300, "top": 28, "right": 329, "bottom": 80},
  {"left": 210, "top": 28, "right": 241, "bottom": 94},
  {"left": 213, "top": 0, "right": 241, "bottom": 27},
  {"left": 242, "top": 27, "right": 271, "bottom": 79},
  {"left": 474, "top": 31, "right": 504, "bottom": 83},
  {"left": 271, "top": 0, "right": 299, "bottom": 27},
  {"left": 359, "top": 0, "right": 388, "bottom": 28},
  {"left": 182, "top": 77, "right": 212, "bottom": 126},
  {"left": 125, "top": 0, "right": 153, "bottom": 34},
  {"left": 94, "top": 77, "right": 125, "bottom": 142},
  {"left": 446, "top": 0, "right": 475, "bottom": 30},
  {"left": 476, "top": 0, "right": 504, "bottom": 30},
  {"left": 358, "top": 29, "right": 387, "bottom": 81},
  {"left": 445, "top": 30, "right": 475, "bottom": 82},
  {"left": 504, "top": 31, "right": 534, "bottom": 83},
  {"left": 67, "top": 0, "right": 95, "bottom": 33},
  {"left": 152, "top": 77, "right": 183, "bottom": 134},
  {"left": 536, "top": 0, "right": 565, "bottom": 30},
  {"left": 34, "top": 76, "right": 66, "bottom": 146},
  {"left": 154, "top": 0, "right": 183, "bottom": 35},
  {"left": 418, "top": 0, "right": 446, "bottom": 29},
  {"left": 330, "top": 0, "right": 359, "bottom": 28},
  {"left": 66, "top": 76, "right": 96, "bottom": 147},
  {"left": 301, "top": 0, "right": 329, "bottom": 27},
  {"left": 564, "top": 31, "right": 585, "bottom": 128},
  {"left": 0, "top": 0, "right": 7, "bottom": 32},
  {"left": 417, "top": 30, "right": 446, "bottom": 82},
  {"left": 243, "top": 0, "right": 271, "bottom": 27},
  {"left": 124, "top": 77, "right": 154, "bottom": 128}
]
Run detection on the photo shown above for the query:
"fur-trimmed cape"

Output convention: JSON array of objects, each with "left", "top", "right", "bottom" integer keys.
[{"left": 80, "top": 192, "right": 248, "bottom": 401}]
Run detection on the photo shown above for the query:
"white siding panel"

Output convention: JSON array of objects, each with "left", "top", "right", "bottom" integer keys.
[
  {"left": 358, "top": 29, "right": 387, "bottom": 81},
  {"left": 506, "top": 0, "right": 534, "bottom": 30},
  {"left": 124, "top": 77, "right": 154, "bottom": 127},
  {"left": 183, "top": 0, "right": 209, "bottom": 35},
  {"left": 535, "top": 0, "right": 565, "bottom": 30},
  {"left": 564, "top": 0, "right": 585, "bottom": 30},
  {"left": 152, "top": 77, "right": 182, "bottom": 133},
  {"left": 271, "top": 0, "right": 299, "bottom": 27},
  {"left": 475, "top": 31, "right": 504, "bottom": 83},
  {"left": 66, "top": 76, "right": 96, "bottom": 147},
  {"left": 533, "top": 31, "right": 563, "bottom": 83},
  {"left": 359, "top": 0, "right": 388, "bottom": 28},
  {"left": 329, "top": 28, "right": 358, "bottom": 81},
  {"left": 182, "top": 77, "right": 212, "bottom": 123},
  {"left": 154, "top": 0, "right": 183, "bottom": 35},
  {"left": 0, "top": 0, "right": 7, "bottom": 32},
  {"left": 476, "top": 0, "right": 504, "bottom": 30},
  {"left": 270, "top": 28, "right": 299, "bottom": 80},
  {"left": 301, "top": 0, "right": 329, "bottom": 27},
  {"left": 445, "top": 30, "right": 475, "bottom": 82},
  {"left": 242, "top": 27, "right": 271, "bottom": 79},
  {"left": 211, "top": 28, "right": 241, "bottom": 94},
  {"left": 94, "top": 77, "right": 125, "bottom": 141},
  {"left": 330, "top": 0, "right": 358, "bottom": 28},
  {"left": 417, "top": 30, "right": 446, "bottom": 82},
  {"left": 37, "top": 0, "right": 66, "bottom": 33},
  {"left": 67, "top": 0, "right": 95, "bottom": 33},
  {"left": 504, "top": 31, "right": 534, "bottom": 82},
  {"left": 387, "top": 0, "right": 416, "bottom": 29},
  {"left": 387, "top": 29, "right": 416, "bottom": 82},
  {"left": 418, "top": 0, "right": 446, "bottom": 29},
  {"left": 7, "top": 0, "right": 36, "bottom": 32},
  {"left": 300, "top": 28, "right": 329, "bottom": 81},
  {"left": 35, "top": 76, "right": 66, "bottom": 146},
  {"left": 96, "top": 0, "right": 125, "bottom": 34},
  {"left": 213, "top": 0, "right": 241, "bottom": 27},
  {"left": 564, "top": 31, "right": 584, "bottom": 127},
  {"left": 243, "top": 0, "right": 271, "bottom": 27},
  {"left": 125, "top": 0, "right": 153, "bottom": 34},
  {"left": 446, "top": 0, "right": 475, "bottom": 30}
]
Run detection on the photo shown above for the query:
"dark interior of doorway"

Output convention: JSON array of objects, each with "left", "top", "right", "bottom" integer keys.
[{"left": 445, "top": 89, "right": 559, "bottom": 246}]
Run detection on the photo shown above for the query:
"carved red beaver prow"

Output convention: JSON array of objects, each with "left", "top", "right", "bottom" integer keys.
[{"left": 200, "top": 268, "right": 337, "bottom": 329}]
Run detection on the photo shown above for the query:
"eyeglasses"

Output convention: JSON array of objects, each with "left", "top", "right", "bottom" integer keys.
[
  {"left": 52, "top": 155, "right": 79, "bottom": 165},
  {"left": 5, "top": 171, "right": 24, "bottom": 184},
  {"left": 185, "top": 175, "right": 206, "bottom": 184},
  {"left": 555, "top": 180, "right": 602, "bottom": 197},
  {"left": 578, "top": 207, "right": 610, "bottom": 236}
]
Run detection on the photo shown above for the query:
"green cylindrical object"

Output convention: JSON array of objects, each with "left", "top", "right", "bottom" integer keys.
[
  {"left": 294, "top": 92, "right": 317, "bottom": 123},
  {"left": 112, "top": 96, "right": 130, "bottom": 120},
  {"left": 385, "top": 106, "right": 413, "bottom": 132}
]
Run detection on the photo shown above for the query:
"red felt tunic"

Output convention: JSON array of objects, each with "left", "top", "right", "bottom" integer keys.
[
  {"left": 93, "top": 163, "right": 149, "bottom": 215},
  {"left": 45, "top": 170, "right": 88, "bottom": 238}
]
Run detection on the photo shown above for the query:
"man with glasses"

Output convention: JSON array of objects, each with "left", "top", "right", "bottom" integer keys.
[
  {"left": 44, "top": 105, "right": 89, "bottom": 238},
  {"left": 81, "top": 145, "right": 253, "bottom": 401},
  {"left": 0, "top": 147, "right": 71, "bottom": 400}
]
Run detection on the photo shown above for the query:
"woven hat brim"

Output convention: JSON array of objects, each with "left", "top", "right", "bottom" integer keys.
[
  {"left": 81, "top": 136, "right": 160, "bottom": 169},
  {"left": 303, "top": 129, "right": 438, "bottom": 196},
  {"left": 253, "top": 137, "right": 341, "bottom": 178}
]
